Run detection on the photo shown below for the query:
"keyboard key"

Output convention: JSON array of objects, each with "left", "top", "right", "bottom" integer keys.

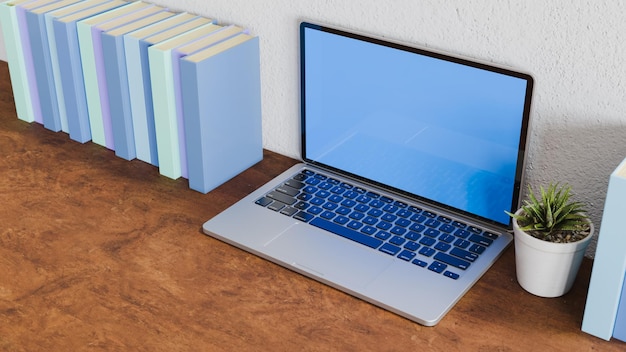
[
  {"left": 444, "top": 271, "right": 460, "bottom": 280},
  {"left": 277, "top": 185, "right": 299, "bottom": 196},
  {"left": 419, "top": 237, "right": 436, "bottom": 247},
  {"left": 483, "top": 231, "right": 500, "bottom": 240},
  {"left": 412, "top": 258, "right": 428, "bottom": 267},
  {"left": 390, "top": 226, "right": 407, "bottom": 236},
  {"left": 341, "top": 199, "right": 357, "bottom": 207},
  {"left": 382, "top": 204, "right": 398, "bottom": 213},
  {"left": 310, "top": 218, "right": 383, "bottom": 249},
  {"left": 330, "top": 186, "right": 346, "bottom": 194},
  {"left": 424, "top": 228, "right": 440, "bottom": 238},
  {"left": 376, "top": 221, "right": 392, "bottom": 231},
  {"left": 469, "top": 243, "right": 486, "bottom": 255},
  {"left": 428, "top": 261, "right": 447, "bottom": 274},
  {"left": 419, "top": 247, "right": 436, "bottom": 257},
  {"left": 293, "top": 173, "right": 308, "bottom": 181},
  {"left": 453, "top": 238, "right": 471, "bottom": 249},
  {"left": 268, "top": 202, "right": 285, "bottom": 212},
  {"left": 328, "top": 195, "right": 343, "bottom": 203},
  {"left": 469, "top": 234, "right": 493, "bottom": 247},
  {"left": 315, "top": 190, "right": 331, "bottom": 198},
  {"left": 318, "top": 182, "right": 333, "bottom": 190},
  {"left": 439, "top": 234, "right": 456, "bottom": 243},
  {"left": 255, "top": 197, "right": 272, "bottom": 206},
  {"left": 389, "top": 235, "right": 406, "bottom": 246},
  {"left": 267, "top": 191, "right": 297, "bottom": 205},
  {"left": 468, "top": 226, "right": 482, "bottom": 234},
  {"left": 361, "top": 226, "right": 377, "bottom": 235},
  {"left": 452, "top": 220, "right": 466, "bottom": 229},
  {"left": 410, "top": 214, "right": 427, "bottom": 223},
  {"left": 450, "top": 247, "right": 479, "bottom": 262},
  {"left": 375, "top": 231, "right": 392, "bottom": 241},
  {"left": 395, "top": 218, "right": 411, "bottom": 227},
  {"left": 398, "top": 250, "right": 416, "bottom": 261},
  {"left": 308, "top": 206, "right": 323, "bottom": 215},
  {"left": 334, "top": 216, "right": 349, "bottom": 225},
  {"left": 369, "top": 199, "right": 385, "bottom": 208},
  {"left": 434, "top": 252, "right": 471, "bottom": 270},
  {"left": 404, "top": 241, "right": 420, "bottom": 251},
  {"left": 294, "top": 211, "right": 314, "bottom": 222},
  {"left": 320, "top": 211, "right": 335, "bottom": 220},
  {"left": 336, "top": 206, "right": 351, "bottom": 215},
  {"left": 379, "top": 243, "right": 401, "bottom": 256},
  {"left": 347, "top": 220, "right": 363, "bottom": 230},
  {"left": 440, "top": 223, "right": 455, "bottom": 233},
  {"left": 280, "top": 207, "right": 298, "bottom": 216},
  {"left": 455, "top": 229, "right": 470, "bottom": 239},
  {"left": 354, "top": 204, "right": 370, "bottom": 213},
  {"left": 381, "top": 213, "right": 397, "bottom": 222},
  {"left": 285, "top": 179, "right": 305, "bottom": 189},
  {"left": 323, "top": 202, "right": 338, "bottom": 210},
  {"left": 349, "top": 211, "right": 365, "bottom": 220},
  {"left": 363, "top": 216, "right": 378, "bottom": 225},
  {"left": 310, "top": 197, "right": 325, "bottom": 206},
  {"left": 434, "top": 242, "right": 451, "bottom": 252},
  {"left": 397, "top": 209, "right": 412, "bottom": 218},
  {"left": 422, "top": 210, "right": 436, "bottom": 218},
  {"left": 425, "top": 218, "right": 441, "bottom": 228},
  {"left": 409, "top": 223, "right": 425, "bottom": 233},
  {"left": 405, "top": 231, "right": 421, "bottom": 241}
]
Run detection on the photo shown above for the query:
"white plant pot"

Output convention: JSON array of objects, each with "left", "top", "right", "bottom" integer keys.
[{"left": 512, "top": 209, "right": 594, "bottom": 298}]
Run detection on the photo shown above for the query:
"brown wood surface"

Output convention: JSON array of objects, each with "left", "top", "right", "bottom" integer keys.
[{"left": 0, "top": 61, "right": 623, "bottom": 351}]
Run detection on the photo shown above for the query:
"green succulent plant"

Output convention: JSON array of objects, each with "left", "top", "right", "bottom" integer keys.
[{"left": 506, "top": 183, "right": 590, "bottom": 243}]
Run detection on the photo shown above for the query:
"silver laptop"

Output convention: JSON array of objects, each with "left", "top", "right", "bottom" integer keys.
[{"left": 203, "top": 21, "right": 534, "bottom": 326}]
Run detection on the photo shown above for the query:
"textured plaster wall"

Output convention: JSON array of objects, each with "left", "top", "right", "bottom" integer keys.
[{"left": 1, "top": 1, "right": 624, "bottom": 257}]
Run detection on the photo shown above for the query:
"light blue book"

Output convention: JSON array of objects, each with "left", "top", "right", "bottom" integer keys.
[
  {"left": 147, "top": 22, "right": 222, "bottom": 179},
  {"left": 53, "top": 0, "right": 125, "bottom": 143},
  {"left": 15, "top": 0, "right": 57, "bottom": 125},
  {"left": 101, "top": 9, "right": 173, "bottom": 160},
  {"left": 0, "top": 0, "right": 36, "bottom": 123},
  {"left": 180, "top": 33, "right": 262, "bottom": 194},
  {"left": 582, "top": 157, "right": 626, "bottom": 340},
  {"left": 77, "top": 1, "right": 152, "bottom": 149},
  {"left": 124, "top": 13, "right": 211, "bottom": 166},
  {"left": 25, "top": 0, "right": 83, "bottom": 132},
  {"left": 45, "top": 0, "right": 112, "bottom": 134}
]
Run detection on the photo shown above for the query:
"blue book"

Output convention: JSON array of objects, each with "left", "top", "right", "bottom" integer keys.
[
  {"left": 0, "top": 0, "right": 36, "bottom": 123},
  {"left": 77, "top": 1, "right": 154, "bottom": 149},
  {"left": 180, "top": 33, "right": 263, "bottom": 193},
  {"left": 25, "top": 0, "right": 83, "bottom": 132},
  {"left": 124, "top": 13, "right": 211, "bottom": 166},
  {"left": 148, "top": 23, "right": 222, "bottom": 179},
  {"left": 101, "top": 9, "right": 173, "bottom": 160},
  {"left": 45, "top": 0, "right": 112, "bottom": 134},
  {"left": 53, "top": 0, "right": 125, "bottom": 143},
  {"left": 15, "top": 0, "right": 57, "bottom": 125},
  {"left": 582, "top": 157, "right": 626, "bottom": 340}
]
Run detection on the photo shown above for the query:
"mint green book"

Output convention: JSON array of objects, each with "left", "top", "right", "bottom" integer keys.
[
  {"left": 77, "top": 0, "right": 151, "bottom": 148},
  {"left": 147, "top": 22, "right": 222, "bottom": 179},
  {"left": 0, "top": 0, "right": 35, "bottom": 122}
]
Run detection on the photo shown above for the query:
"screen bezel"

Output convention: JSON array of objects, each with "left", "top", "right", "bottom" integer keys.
[{"left": 299, "top": 21, "right": 534, "bottom": 229}]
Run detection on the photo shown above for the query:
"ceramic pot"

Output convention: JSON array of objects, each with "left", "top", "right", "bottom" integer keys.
[{"left": 512, "top": 209, "right": 594, "bottom": 298}]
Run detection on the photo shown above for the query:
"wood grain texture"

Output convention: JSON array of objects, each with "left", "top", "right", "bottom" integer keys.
[{"left": 0, "top": 61, "right": 623, "bottom": 351}]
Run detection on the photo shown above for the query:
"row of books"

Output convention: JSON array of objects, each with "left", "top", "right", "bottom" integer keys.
[
  {"left": 582, "top": 157, "right": 626, "bottom": 341},
  {"left": 0, "top": 0, "right": 263, "bottom": 193}
]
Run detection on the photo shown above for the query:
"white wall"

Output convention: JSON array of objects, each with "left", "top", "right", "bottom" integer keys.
[{"left": 2, "top": 1, "right": 625, "bottom": 255}]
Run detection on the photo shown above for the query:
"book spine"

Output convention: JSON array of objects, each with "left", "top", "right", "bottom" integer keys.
[
  {"left": 45, "top": 12, "right": 69, "bottom": 133},
  {"left": 149, "top": 46, "right": 182, "bottom": 179},
  {"left": 0, "top": 3, "right": 35, "bottom": 122},
  {"left": 103, "top": 32, "right": 135, "bottom": 160},
  {"left": 26, "top": 10, "right": 61, "bottom": 132},
  {"left": 78, "top": 19, "right": 107, "bottom": 147},
  {"left": 54, "top": 19, "right": 92, "bottom": 143},
  {"left": 16, "top": 5, "right": 43, "bottom": 124},
  {"left": 124, "top": 35, "right": 154, "bottom": 164}
]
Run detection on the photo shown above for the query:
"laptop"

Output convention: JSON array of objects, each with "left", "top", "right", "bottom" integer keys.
[{"left": 202, "top": 21, "right": 534, "bottom": 326}]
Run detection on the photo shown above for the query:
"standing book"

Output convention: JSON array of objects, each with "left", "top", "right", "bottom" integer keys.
[
  {"left": 0, "top": 0, "right": 36, "bottom": 123},
  {"left": 180, "top": 33, "right": 262, "bottom": 194},
  {"left": 15, "top": 0, "right": 58, "bottom": 124},
  {"left": 53, "top": 0, "right": 125, "bottom": 143},
  {"left": 45, "top": 0, "right": 112, "bottom": 134},
  {"left": 25, "top": 0, "right": 84, "bottom": 132},
  {"left": 101, "top": 9, "right": 173, "bottom": 160},
  {"left": 124, "top": 13, "right": 212, "bottom": 166},
  {"left": 77, "top": 0, "right": 152, "bottom": 149},
  {"left": 582, "top": 157, "right": 626, "bottom": 340},
  {"left": 147, "top": 22, "right": 222, "bottom": 179}
]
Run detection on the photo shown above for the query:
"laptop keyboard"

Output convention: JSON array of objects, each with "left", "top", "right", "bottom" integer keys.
[{"left": 254, "top": 169, "right": 500, "bottom": 280}]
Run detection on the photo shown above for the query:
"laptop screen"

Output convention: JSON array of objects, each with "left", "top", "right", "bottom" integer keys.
[{"left": 300, "top": 22, "right": 533, "bottom": 227}]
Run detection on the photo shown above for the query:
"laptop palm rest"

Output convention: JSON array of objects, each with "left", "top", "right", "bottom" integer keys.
[{"left": 264, "top": 223, "right": 394, "bottom": 289}]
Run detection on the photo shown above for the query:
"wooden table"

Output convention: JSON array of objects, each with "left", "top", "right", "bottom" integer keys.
[{"left": 0, "top": 61, "right": 623, "bottom": 351}]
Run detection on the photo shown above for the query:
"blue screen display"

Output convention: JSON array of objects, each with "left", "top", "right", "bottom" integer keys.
[{"left": 302, "top": 25, "right": 532, "bottom": 226}]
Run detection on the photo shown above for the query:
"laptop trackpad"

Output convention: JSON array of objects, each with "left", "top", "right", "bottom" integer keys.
[{"left": 265, "top": 223, "right": 394, "bottom": 289}]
